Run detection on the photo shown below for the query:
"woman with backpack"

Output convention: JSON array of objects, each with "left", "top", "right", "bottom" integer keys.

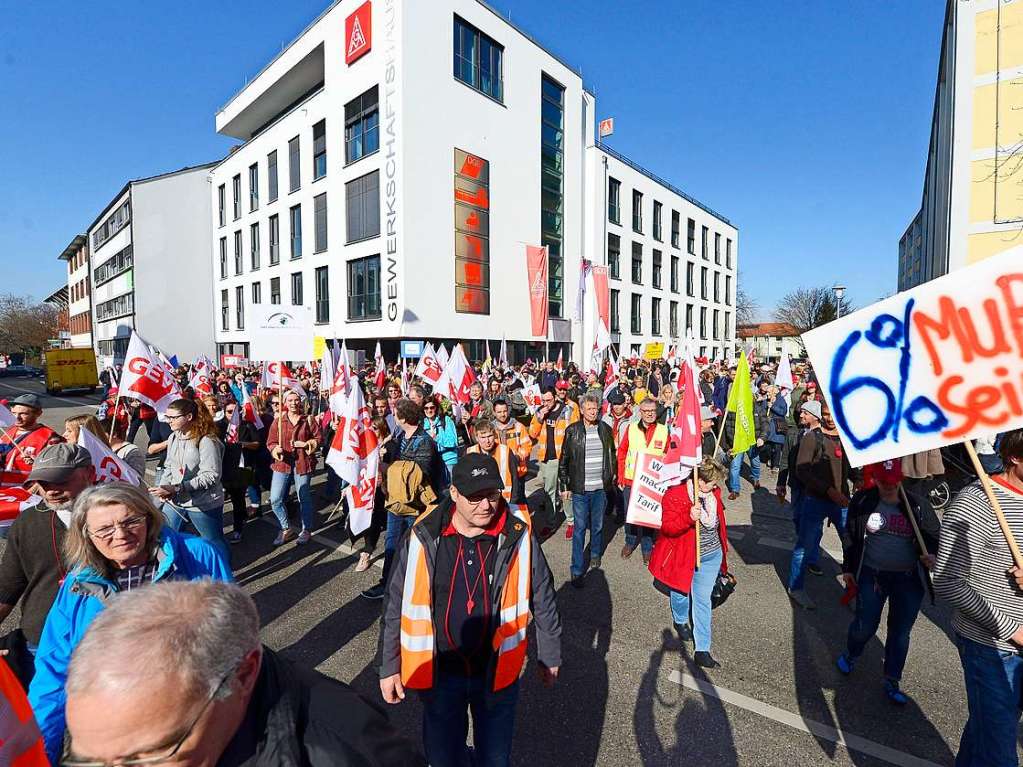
[{"left": 422, "top": 395, "right": 458, "bottom": 488}]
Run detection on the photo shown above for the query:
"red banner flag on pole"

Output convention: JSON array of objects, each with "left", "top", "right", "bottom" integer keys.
[
  {"left": 119, "top": 332, "right": 183, "bottom": 415},
  {"left": 526, "top": 245, "right": 549, "bottom": 337},
  {"left": 325, "top": 383, "right": 379, "bottom": 535}
]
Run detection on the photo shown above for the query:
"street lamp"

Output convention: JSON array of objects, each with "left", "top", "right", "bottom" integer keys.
[{"left": 832, "top": 285, "right": 846, "bottom": 320}]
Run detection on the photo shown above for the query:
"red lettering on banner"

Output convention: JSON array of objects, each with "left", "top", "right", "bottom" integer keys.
[
  {"left": 126, "top": 356, "right": 173, "bottom": 402},
  {"left": 998, "top": 274, "right": 1023, "bottom": 359}
]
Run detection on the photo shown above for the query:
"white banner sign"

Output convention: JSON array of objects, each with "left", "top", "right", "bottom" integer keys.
[
  {"left": 802, "top": 248, "right": 1023, "bottom": 468},
  {"left": 247, "top": 305, "right": 314, "bottom": 362}
]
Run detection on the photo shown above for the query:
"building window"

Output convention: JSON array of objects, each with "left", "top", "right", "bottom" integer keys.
[
  {"left": 726, "top": 275, "right": 732, "bottom": 305},
  {"left": 670, "top": 301, "right": 679, "bottom": 337},
  {"left": 249, "top": 164, "right": 259, "bottom": 211},
  {"left": 652, "top": 250, "right": 662, "bottom": 289},
  {"left": 726, "top": 238, "right": 733, "bottom": 268},
  {"left": 312, "top": 120, "right": 327, "bottom": 180},
  {"left": 93, "top": 245, "right": 132, "bottom": 286},
  {"left": 234, "top": 230, "right": 243, "bottom": 275},
  {"left": 631, "top": 242, "right": 642, "bottom": 284},
  {"left": 632, "top": 190, "right": 643, "bottom": 233},
  {"left": 610, "top": 289, "right": 620, "bottom": 333},
  {"left": 652, "top": 297, "right": 661, "bottom": 336},
  {"left": 713, "top": 309, "right": 720, "bottom": 340},
  {"left": 686, "top": 304, "right": 693, "bottom": 333},
  {"left": 714, "top": 271, "right": 720, "bottom": 302},
  {"left": 236, "top": 286, "right": 245, "bottom": 330},
  {"left": 346, "top": 171, "right": 380, "bottom": 242},
  {"left": 268, "top": 150, "right": 278, "bottom": 202},
  {"left": 96, "top": 293, "right": 134, "bottom": 322},
  {"left": 250, "top": 223, "right": 260, "bottom": 270},
  {"left": 701, "top": 266, "right": 708, "bottom": 299},
  {"left": 270, "top": 277, "right": 281, "bottom": 305},
  {"left": 687, "top": 218, "right": 695, "bottom": 254},
  {"left": 541, "top": 74, "right": 565, "bottom": 318},
  {"left": 700, "top": 307, "right": 708, "bottom": 339},
  {"left": 288, "top": 136, "right": 300, "bottom": 192},
  {"left": 345, "top": 86, "right": 379, "bottom": 164},
  {"left": 714, "top": 233, "right": 721, "bottom": 264},
  {"left": 686, "top": 262, "right": 695, "bottom": 297},
  {"left": 269, "top": 214, "right": 280, "bottom": 265},
  {"left": 220, "top": 289, "right": 229, "bottom": 331},
  {"left": 701, "top": 226, "right": 708, "bottom": 259},
  {"left": 724, "top": 311, "right": 731, "bottom": 340},
  {"left": 315, "top": 266, "right": 329, "bottom": 324},
  {"left": 232, "top": 175, "right": 241, "bottom": 220},
  {"left": 219, "top": 237, "right": 227, "bottom": 279},
  {"left": 290, "top": 271, "right": 303, "bottom": 306},
  {"left": 671, "top": 210, "right": 680, "bottom": 249},
  {"left": 92, "top": 200, "right": 131, "bottom": 250},
  {"left": 454, "top": 149, "right": 491, "bottom": 314},
  {"left": 252, "top": 282, "right": 262, "bottom": 304},
  {"left": 453, "top": 16, "right": 504, "bottom": 102},
  {"left": 670, "top": 255, "right": 679, "bottom": 293},
  {"left": 348, "top": 254, "right": 381, "bottom": 320},
  {"left": 217, "top": 184, "right": 225, "bottom": 227},
  {"left": 608, "top": 177, "right": 621, "bottom": 224},
  {"left": 653, "top": 201, "right": 663, "bottom": 241},
  {"left": 290, "top": 205, "right": 302, "bottom": 258},
  {"left": 631, "top": 293, "right": 642, "bottom": 335},
  {"left": 608, "top": 234, "right": 620, "bottom": 280},
  {"left": 314, "top": 193, "right": 328, "bottom": 253}
]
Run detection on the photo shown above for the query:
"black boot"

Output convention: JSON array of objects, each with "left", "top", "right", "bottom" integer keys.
[
  {"left": 674, "top": 622, "right": 693, "bottom": 643},
  {"left": 694, "top": 651, "right": 721, "bottom": 669}
]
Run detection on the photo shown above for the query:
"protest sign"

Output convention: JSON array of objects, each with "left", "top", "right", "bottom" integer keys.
[
  {"left": 644, "top": 342, "right": 664, "bottom": 360},
  {"left": 247, "top": 305, "right": 314, "bottom": 362},
  {"left": 626, "top": 454, "right": 677, "bottom": 529},
  {"left": 802, "top": 248, "right": 1023, "bottom": 468}
]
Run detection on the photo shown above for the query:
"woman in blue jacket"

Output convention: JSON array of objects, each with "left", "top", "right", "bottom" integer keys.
[
  {"left": 422, "top": 395, "right": 458, "bottom": 488},
  {"left": 28, "top": 482, "right": 232, "bottom": 765}
]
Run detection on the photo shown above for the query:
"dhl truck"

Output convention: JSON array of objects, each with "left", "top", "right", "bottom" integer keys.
[{"left": 43, "top": 348, "right": 99, "bottom": 394}]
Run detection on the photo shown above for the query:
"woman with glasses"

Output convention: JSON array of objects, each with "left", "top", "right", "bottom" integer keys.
[
  {"left": 27, "top": 482, "right": 232, "bottom": 765},
  {"left": 148, "top": 398, "right": 228, "bottom": 559},
  {"left": 422, "top": 395, "right": 458, "bottom": 488}
]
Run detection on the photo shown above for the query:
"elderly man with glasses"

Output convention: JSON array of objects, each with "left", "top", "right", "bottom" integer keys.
[{"left": 62, "top": 580, "right": 423, "bottom": 766}]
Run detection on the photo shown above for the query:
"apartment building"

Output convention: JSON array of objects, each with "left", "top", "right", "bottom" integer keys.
[{"left": 58, "top": 234, "right": 92, "bottom": 349}]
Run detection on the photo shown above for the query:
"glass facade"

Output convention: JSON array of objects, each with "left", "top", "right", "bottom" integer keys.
[{"left": 541, "top": 74, "right": 565, "bottom": 317}]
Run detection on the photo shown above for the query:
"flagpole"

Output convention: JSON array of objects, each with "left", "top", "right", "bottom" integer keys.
[
  {"left": 0, "top": 431, "right": 31, "bottom": 464},
  {"left": 277, "top": 362, "right": 284, "bottom": 456},
  {"left": 693, "top": 473, "right": 701, "bottom": 571},
  {"left": 109, "top": 391, "right": 123, "bottom": 439}
]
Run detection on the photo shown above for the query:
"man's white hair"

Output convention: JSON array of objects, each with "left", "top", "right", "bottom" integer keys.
[{"left": 66, "top": 580, "right": 260, "bottom": 701}]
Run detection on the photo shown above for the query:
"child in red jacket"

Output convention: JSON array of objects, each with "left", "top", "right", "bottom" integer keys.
[{"left": 649, "top": 457, "right": 729, "bottom": 668}]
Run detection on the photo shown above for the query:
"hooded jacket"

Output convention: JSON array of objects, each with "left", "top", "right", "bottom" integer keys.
[{"left": 29, "top": 527, "right": 232, "bottom": 765}]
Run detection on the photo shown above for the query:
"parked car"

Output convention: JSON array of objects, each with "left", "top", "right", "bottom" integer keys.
[{"left": 0, "top": 365, "right": 42, "bottom": 378}]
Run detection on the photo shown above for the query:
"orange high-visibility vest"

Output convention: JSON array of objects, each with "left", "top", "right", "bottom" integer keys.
[
  {"left": 0, "top": 659, "right": 48, "bottom": 766},
  {"left": 399, "top": 504, "right": 533, "bottom": 692},
  {"left": 467, "top": 444, "right": 513, "bottom": 502}
]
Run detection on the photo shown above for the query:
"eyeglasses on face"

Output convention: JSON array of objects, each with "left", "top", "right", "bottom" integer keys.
[
  {"left": 86, "top": 514, "right": 147, "bottom": 541},
  {"left": 166, "top": 413, "right": 189, "bottom": 421},
  {"left": 465, "top": 492, "right": 502, "bottom": 508}
]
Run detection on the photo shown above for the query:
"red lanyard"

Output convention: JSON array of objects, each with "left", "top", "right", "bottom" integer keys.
[{"left": 457, "top": 536, "right": 494, "bottom": 614}]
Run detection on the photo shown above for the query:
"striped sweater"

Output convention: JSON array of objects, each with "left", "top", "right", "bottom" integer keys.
[{"left": 934, "top": 478, "right": 1023, "bottom": 651}]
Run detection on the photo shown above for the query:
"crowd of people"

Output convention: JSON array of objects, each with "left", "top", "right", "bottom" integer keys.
[{"left": 0, "top": 347, "right": 1021, "bottom": 765}]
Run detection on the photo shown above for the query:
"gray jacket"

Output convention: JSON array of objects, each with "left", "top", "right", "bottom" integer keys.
[{"left": 162, "top": 432, "right": 224, "bottom": 511}]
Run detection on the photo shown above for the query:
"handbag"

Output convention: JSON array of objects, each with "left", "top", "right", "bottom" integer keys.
[{"left": 711, "top": 571, "right": 737, "bottom": 609}]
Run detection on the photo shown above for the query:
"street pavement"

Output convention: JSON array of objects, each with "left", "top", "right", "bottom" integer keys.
[{"left": 3, "top": 376, "right": 975, "bottom": 766}]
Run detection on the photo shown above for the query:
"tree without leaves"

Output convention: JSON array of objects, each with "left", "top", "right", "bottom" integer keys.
[
  {"left": 736, "top": 284, "right": 759, "bottom": 326},
  {"left": 773, "top": 287, "right": 855, "bottom": 332},
  {"left": 0, "top": 294, "right": 60, "bottom": 358}
]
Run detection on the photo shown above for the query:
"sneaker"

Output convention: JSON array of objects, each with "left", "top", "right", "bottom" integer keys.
[
  {"left": 355, "top": 552, "right": 372, "bottom": 572},
  {"left": 591, "top": 556, "right": 602, "bottom": 570},
  {"left": 807, "top": 563, "right": 825, "bottom": 577},
  {"left": 836, "top": 653, "right": 855, "bottom": 675},
  {"left": 570, "top": 574, "right": 585, "bottom": 589},
  {"left": 296, "top": 530, "right": 311, "bottom": 545},
  {"left": 621, "top": 544, "right": 636, "bottom": 559},
  {"left": 788, "top": 589, "right": 816, "bottom": 610},
  {"left": 273, "top": 528, "right": 295, "bottom": 547},
  {"left": 361, "top": 583, "right": 385, "bottom": 600},
  {"left": 884, "top": 679, "right": 910, "bottom": 705},
  {"left": 675, "top": 622, "right": 694, "bottom": 643},
  {"left": 565, "top": 524, "right": 574, "bottom": 540},
  {"left": 226, "top": 531, "right": 242, "bottom": 544},
  {"left": 694, "top": 651, "right": 721, "bottom": 669},
  {"left": 642, "top": 550, "right": 652, "bottom": 566}
]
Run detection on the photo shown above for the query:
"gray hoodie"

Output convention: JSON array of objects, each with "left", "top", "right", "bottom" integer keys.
[{"left": 162, "top": 432, "right": 224, "bottom": 511}]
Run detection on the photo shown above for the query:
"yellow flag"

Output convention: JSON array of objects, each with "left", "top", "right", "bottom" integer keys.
[{"left": 726, "top": 350, "right": 756, "bottom": 456}]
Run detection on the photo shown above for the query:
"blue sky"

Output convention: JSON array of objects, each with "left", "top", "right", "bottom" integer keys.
[{"left": 0, "top": 1, "right": 943, "bottom": 319}]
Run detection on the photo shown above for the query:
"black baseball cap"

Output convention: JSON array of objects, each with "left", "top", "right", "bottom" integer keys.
[
  {"left": 451, "top": 453, "right": 505, "bottom": 496},
  {"left": 607, "top": 390, "right": 626, "bottom": 406}
]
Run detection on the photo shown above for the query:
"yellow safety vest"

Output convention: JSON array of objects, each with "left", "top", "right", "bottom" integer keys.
[
  {"left": 624, "top": 421, "right": 669, "bottom": 481},
  {"left": 467, "top": 444, "right": 513, "bottom": 502},
  {"left": 399, "top": 504, "right": 533, "bottom": 692}
]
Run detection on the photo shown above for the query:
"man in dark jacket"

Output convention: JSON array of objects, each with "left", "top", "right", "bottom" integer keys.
[
  {"left": 377, "top": 453, "right": 561, "bottom": 767},
  {"left": 836, "top": 460, "right": 939, "bottom": 706},
  {"left": 720, "top": 397, "right": 769, "bottom": 501},
  {"left": 65, "top": 581, "right": 423, "bottom": 766},
  {"left": 559, "top": 393, "right": 617, "bottom": 586}
]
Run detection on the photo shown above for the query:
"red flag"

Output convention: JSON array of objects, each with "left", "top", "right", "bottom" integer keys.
[
  {"left": 325, "top": 383, "right": 379, "bottom": 535},
  {"left": 226, "top": 404, "right": 240, "bottom": 445},
  {"left": 526, "top": 245, "right": 549, "bottom": 337},
  {"left": 374, "top": 342, "right": 387, "bottom": 390},
  {"left": 435, "top": 344, "right": 476, "bottom": 405},
  {"left": 0, "top": 487, "right": 41, "bottom": 529},
  {"left": 239, "top": 384, "right": 264, "bottom": 429},
  {"left": 663, "top": 334, "right": 703, "bottom": 471},
  {"left": 329, "top": 340, "right": 353, "bottom": 415},
  {"left": 556, "top": 348, "right": 563, "bottom": 372},
  {"left": 78, "top": 428, "right": 141, "bottom": 485},
  {"left": 120, "top": 332, "right": 182, "bottom": 414},
  {"left": 264, "top": 361, "right": 306, "bottom": 399},
  {"left": 413, "top": 342, "right": 443, "bottom": 385},
  {"left": 187, "top": 368, "right": 213, "bottom": 397}
]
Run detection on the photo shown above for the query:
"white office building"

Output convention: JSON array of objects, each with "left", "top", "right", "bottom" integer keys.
[
  {"left": 58, "top": 234, "right": 93, "bottom": 349},
  {"left": 88, "top": 165, "right": 217, "bottom": 369},
  {"left": 211, "top": 0, "right": 736, "bottom": 364}
]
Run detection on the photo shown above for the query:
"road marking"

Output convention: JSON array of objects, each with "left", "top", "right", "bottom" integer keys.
[
  {"left": 666, "top": 670, "right": 944, "bottom": 767},
  {"left": 0, "top": 380, "right": 99, "bottom": 408}
]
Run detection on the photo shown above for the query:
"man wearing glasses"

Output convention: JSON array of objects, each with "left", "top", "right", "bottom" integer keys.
[
  {"left": 377, "top": 453, "right": 561, "bottom": 767},
  {"left": 62, "top": 580, "right": 424, "bottom": 766}
]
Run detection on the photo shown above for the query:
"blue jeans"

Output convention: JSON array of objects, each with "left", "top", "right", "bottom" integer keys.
[
  {"left": 421, "top": 674, "right": 519, "bottom": 767},
  {"left": 670, "top": 548, "right": 723, "bottom": 652},
  {"left": 162, "top": 502, "right": 229, "bottom": 562},
  {"left": 955, "top": 634, "right": 1023, "bottom": 767},
  {"left": 787, "top": 495, "right": 840, "bottom": 591},
  {"left": 728, "top": 446, "right": 761, "bottom": 493},
  {"left": 270, "top": 470, "right": 314, "bottom": 531},
  {"left": 381, "top": 513, "right": 416, "bottom": 583},
  {"left": 845, "top": 567, "right": 924, "bottom": 681},
  {"left": 246, "top": 485, "right": 261, "bottom": 506},
  {"left": 571, "top": 490, "right": 606, "bottom": 576},
  {"left": 622, "top": 486, "right": 655, "bottom": 555}
]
